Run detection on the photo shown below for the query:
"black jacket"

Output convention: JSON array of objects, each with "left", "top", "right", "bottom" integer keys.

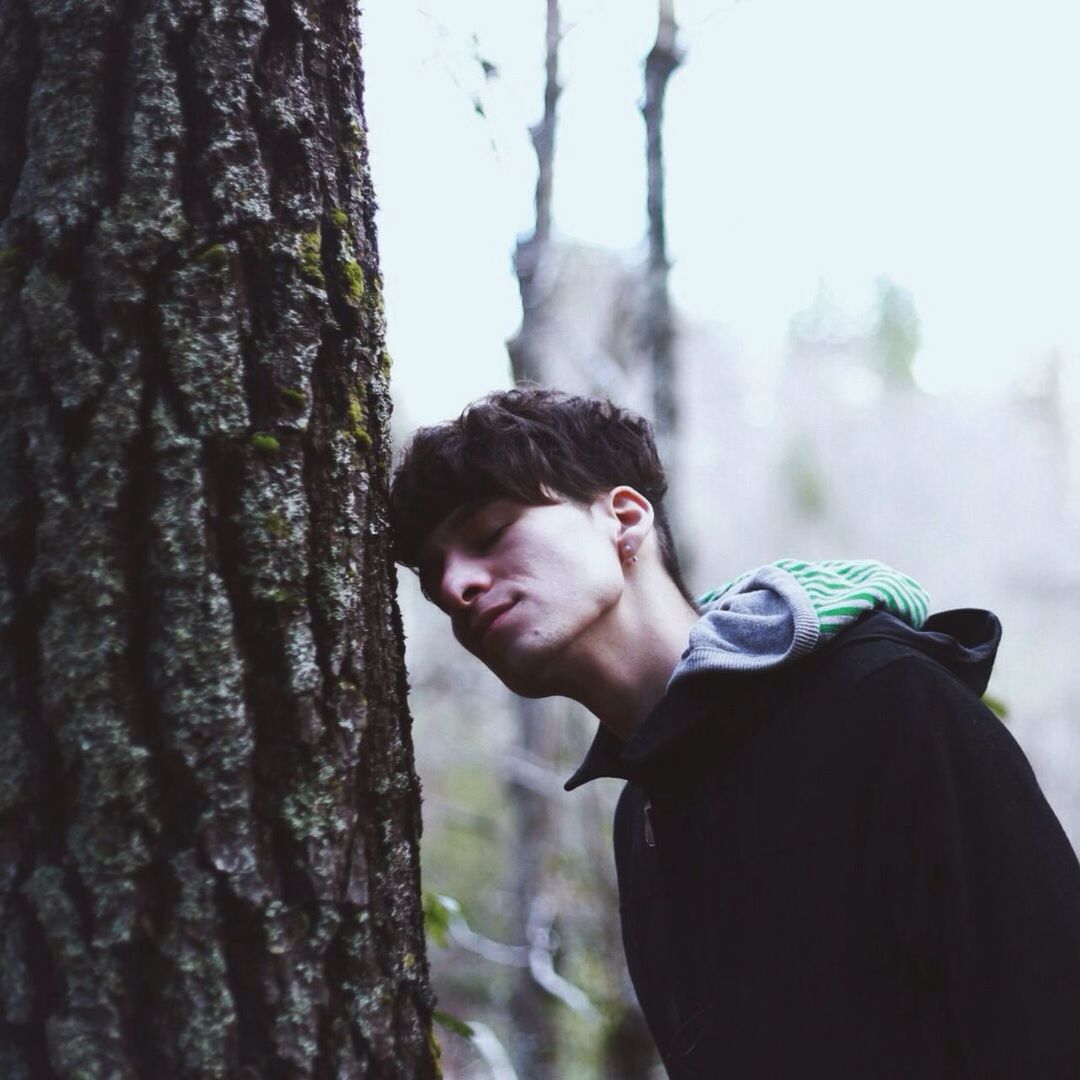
[{"left": 565, "top": 610, "right": 1080, "bottom": 1078}]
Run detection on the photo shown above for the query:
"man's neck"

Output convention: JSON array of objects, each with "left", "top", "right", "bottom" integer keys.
[{"left": 560, "top": 573, "right": 700, "bottom": 741}]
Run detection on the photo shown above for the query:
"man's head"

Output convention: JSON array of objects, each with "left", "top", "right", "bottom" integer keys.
[
  {"left": 391, "top": 387, "right": 690, "bottom": 593},
  {"left": 389, "top": 387, "right": 696, "bottom": 697}
]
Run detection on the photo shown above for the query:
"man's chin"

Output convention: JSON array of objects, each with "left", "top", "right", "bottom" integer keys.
[
  {"left": 499, "top": 675, "right": 555, "bottom": 700},
  {"left": 489, "top": 647, "right": 559, "bottom": 699},
  {"left": 494, "top": 665, "right": 546, "bottom": 699}
]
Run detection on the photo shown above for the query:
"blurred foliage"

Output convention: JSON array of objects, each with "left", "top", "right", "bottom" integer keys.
[
  {"left": 423, "top": 891, "right": 456, "bottom": 949},
  {"left": 782, "top": 435, "right": 828, "bottom": 519},
  {"left": 433, "top": 1008, "right": 475, "bottom": 1039},
  {"left": 873, "top": 274, "right": 920, "bottom": 385}
]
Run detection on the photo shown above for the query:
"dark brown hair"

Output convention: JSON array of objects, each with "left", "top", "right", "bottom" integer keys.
[{"left": 389, "top": 386, "right": 695, "bottom": 604}]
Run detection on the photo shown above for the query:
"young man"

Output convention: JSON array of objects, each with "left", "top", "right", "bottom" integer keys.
[{"left": 390, "top": 387, "right": 1080, "bottom": 1078}]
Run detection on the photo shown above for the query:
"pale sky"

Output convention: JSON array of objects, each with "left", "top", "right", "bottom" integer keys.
[{"left": 362, "top": 0, "right": 1080, "bottom": 425}]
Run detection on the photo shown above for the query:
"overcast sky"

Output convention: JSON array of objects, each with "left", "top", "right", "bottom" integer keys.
[{"left": 362, "top": 0, "right": 1080, "bottom": 426}]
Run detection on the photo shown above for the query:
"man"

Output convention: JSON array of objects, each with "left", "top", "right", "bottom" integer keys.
[{"left": 390, "top": 387, "right": 1080, "bottom": 1078}]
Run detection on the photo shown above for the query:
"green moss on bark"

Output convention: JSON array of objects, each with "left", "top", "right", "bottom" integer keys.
[
  {"left": 251, "top": 433, "right": 281, "bottom": 456},
  {"left": 193, "top": 243, "right": 229, "bottom": 267},
  {"left": 298, "top": 229, "right": 325, "bottom": 286},
  {"left": 280, "top": 386, "right": 308, "bottom": 410},
  {"left": 264, "top": 511, "right": 289, "bottom": 538},
  {"left": 346, "top": 393, "right": 372, "bottom": 450},
  {"left": 342, "top": 258, "right": 364, "bottom": 305}
]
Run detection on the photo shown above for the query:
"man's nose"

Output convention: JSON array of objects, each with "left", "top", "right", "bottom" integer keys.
[{"left": 439, "top": 553, "right": 490, "bottom": 611}]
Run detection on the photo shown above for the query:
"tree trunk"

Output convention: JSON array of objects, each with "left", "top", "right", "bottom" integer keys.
[
  {"left": 0, "top": 0, "right": 437, "bottom": 1075},
  {"left": 505, "top": 697, "right": 557, "bottom": 1080},
  {"left": 641, "top": 0, "right": 686, "bottom": 563},
  {"left": 507, "top": 0, "right": 560, "bottom": 385},
  {"left": 504, "top": 3, "right": 562, "bottom": 1076}
]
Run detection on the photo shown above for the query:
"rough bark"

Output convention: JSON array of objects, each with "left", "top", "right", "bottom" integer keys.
[{"left": 0, "top": 0, "right": 437, "bottom": 1074}]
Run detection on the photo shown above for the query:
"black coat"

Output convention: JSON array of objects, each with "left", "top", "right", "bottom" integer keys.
[{"left": 566, "top": 610, "right": 1080, "bottom": 1078}]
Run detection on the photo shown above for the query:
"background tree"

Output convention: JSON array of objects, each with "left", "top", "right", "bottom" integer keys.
[
  {"left": 872, "top": 274, "right": 921, "bottom": 385},
  {"left": 505, "top": 3, "right": 563, "bottom": 1076},
  {"left": 0, "top": 0, "right": 437, "bottom": 1075},
  {"left": 641, "top": 0, "right": 685, "bottom": 558}
]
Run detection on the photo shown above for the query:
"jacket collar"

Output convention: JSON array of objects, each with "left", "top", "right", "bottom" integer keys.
[
  {"left": 564, "top": 608, "right": 999, "bottom": 791},
  {"left": 564, "top": 673, "right": 737, "bottom": 791}
]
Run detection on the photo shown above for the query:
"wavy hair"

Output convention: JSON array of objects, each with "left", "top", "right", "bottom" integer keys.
[{"left": 389, "top": 386, "right": 694, "bottom": 604}]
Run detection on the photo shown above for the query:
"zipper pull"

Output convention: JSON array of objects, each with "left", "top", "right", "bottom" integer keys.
[{"left": 644, "top": 798, "right": 656, "bottom": 849}]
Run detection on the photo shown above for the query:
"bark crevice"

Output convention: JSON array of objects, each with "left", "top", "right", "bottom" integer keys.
[
  {"left": 236, "top": 236, "right": 273, "bottom": 432},
  {"left": 201, "top": 439, "right": 310, "bottom": 906},
  {"left": 300, "top": 325, "right": 342, "bottom": 702},
  {"left": 214, "top": 871, "right": 268, "bottom": 1073},
  {"left": 0, "top": 430, "right": 55, "bottom": 1079},
  {"left": 99, "top": 0, "right": 141, "bottom": 208},
  {"left": 116, "top": 369, "right": 188, "bottom": 867},
  {"left": 146, "top": 249, "right": 197, "bottom": 436},
  {"left": 166, "top": 10, "right": 211, "bottom": 226},
  {"left": 0, "top": 0, "right": 41, "bottom": 220}
]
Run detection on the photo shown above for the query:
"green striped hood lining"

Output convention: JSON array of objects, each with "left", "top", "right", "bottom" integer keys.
[{"left": 669, "top": 559, "right": 930, "bottom": 686}]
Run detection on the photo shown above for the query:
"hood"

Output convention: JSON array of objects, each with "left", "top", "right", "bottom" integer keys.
[
  {"left": 669, "top": 559, "right": 931, "bottom": 687},
  {"left": 831, "top": 606, "right": 1001, "bottom": 696}
]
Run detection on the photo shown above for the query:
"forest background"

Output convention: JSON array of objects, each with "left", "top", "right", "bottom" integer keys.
[{"left": 363, "top": 1, "right": 1080, "bottom": 1077}]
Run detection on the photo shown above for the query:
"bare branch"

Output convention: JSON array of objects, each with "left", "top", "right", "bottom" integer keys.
[
  {"left": 441, "top": 894, "right": 599, "bottom": 1018},
  {"left": 462, "top": 1021, "right": 521, "bottom": 1080},
  {"left": 501, "top": 750, "right": 568, "bottom": 798}
]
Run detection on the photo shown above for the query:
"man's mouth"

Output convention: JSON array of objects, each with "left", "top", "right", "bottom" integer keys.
[{"left": 473, "top": 599, "right": 518, "bottom": 647}]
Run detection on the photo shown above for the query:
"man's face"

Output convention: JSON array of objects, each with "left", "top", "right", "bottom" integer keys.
[{"left": 418, "top": 494, "right": 625, "bottom": 697}]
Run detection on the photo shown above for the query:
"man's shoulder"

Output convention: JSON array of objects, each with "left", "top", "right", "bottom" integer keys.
[
  {"left": 625, "top": 610, "right": 1001, "bottom": 787},
  {"left": 786, "top": 613, "right": 984, "bottom": 711},
  {"left": 773, "top": 617, "right": 1012, "bottom": 784}
]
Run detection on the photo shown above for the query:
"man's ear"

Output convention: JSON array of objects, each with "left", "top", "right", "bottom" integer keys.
[{"left": 606, "top": 486, "right": 654, "bottom": 560}]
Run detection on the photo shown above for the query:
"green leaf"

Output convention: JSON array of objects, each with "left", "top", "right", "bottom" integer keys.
[
  {"left": 422, "top": 891, "right": 459, "bottom": 949},
  {"left": 433, "top": 1009, "right": 474, "bottom": 1039}
]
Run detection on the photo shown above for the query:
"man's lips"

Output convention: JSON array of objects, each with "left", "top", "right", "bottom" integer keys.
[{"left": 472, "top": 599, "right": 518, "bottom": 647}]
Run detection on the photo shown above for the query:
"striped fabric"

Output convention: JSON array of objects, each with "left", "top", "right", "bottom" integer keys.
[{"left": 698, "top": 559, "right": 930, "bottom": 636}]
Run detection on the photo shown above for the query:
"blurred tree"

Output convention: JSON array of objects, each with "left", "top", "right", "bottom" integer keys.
[
  {"left": 782, "top": 434, "right": 828, "bottom": 520},
  {"left": 641, "top": 0, "right": 685, "bottom": 492},
  {"left": 873, "top": 274, "right": 920, "bottom": 385},
  {"left": 508, "top": 0, "right": 560, "bottom": 385},
  {"left": 505, "top": 1, "right": 562, "bottom": 1076},
  {"left": 0, "top": 0, "right": 436, "bottom": 1075},
  {"left": 786, "top": 279, "right": 853, "bottom": 355}
]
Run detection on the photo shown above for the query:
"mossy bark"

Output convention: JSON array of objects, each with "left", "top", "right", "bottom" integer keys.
[{"left": 0, "top": 0, "right": 437, "bottom": 1074}]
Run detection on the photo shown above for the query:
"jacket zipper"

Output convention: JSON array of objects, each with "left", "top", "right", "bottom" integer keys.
[{"left": 644, "top": 798, "right": 656, "bottom": 849}]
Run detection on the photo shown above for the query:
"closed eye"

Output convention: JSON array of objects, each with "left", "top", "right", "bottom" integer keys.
[{"left": 478, "top": 523, "right": 508, "bottom": 550}]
